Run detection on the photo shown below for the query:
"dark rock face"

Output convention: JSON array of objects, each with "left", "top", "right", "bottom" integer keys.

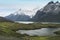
[{"left": 32, "top": 1, "right": 60, "bottom": 22}]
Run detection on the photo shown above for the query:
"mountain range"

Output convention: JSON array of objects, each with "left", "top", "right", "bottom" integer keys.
[
  {"left": 32, "top": 1, "right": 60, "bottom": 22},
  {"left": 5, "top": 8, "right": 39, "bottom": 21},
  {"left": 5, "top": 1, "right": 60, "bottom": 22},
  {"left": 5, "top": 9, "right": 31, "bottom": 21}
]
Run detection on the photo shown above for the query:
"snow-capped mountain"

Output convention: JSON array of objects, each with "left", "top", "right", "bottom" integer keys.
[
  {"left": 32, "top": 1, "right": 60, "bottom": 22},
  {"left": 5, "top": 9, "right": 30, "bottom": 21},
  {"left": 5, "top": 7, "right": 39, "bottom": 21}
]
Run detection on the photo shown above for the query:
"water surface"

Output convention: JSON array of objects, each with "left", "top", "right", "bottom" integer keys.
[
  {"left": 16, "top": 28, "right": 60, "bottom": 36},
  {"left": 15, "top": 21, "right": 33, "bottom": 24},
  {"left": 15, "top": 21, "right": 60, "bottom": 24}
]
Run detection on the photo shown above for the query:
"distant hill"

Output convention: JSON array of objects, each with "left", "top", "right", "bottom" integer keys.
[
  {"left": 0, "top": 16, "right": 13, "bottom": 22},
  {"left": 32, "top": 1, "right": 60, "bottom": 22}
]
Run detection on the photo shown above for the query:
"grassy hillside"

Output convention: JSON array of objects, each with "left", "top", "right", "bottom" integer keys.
[
  {"left": 0, "top": 22, "right": 60, "bottom": 30},
  {"left": 22, "top": 36, "right": 60, "bottom": 40}
]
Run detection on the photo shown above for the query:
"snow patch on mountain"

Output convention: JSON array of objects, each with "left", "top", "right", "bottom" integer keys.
[{"left": 11, "top": 7, "right": 40, "bottom": 18}]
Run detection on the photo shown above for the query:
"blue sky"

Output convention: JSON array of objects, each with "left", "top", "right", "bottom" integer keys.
[{"left": 0, "top": 0, "right": 60, "bottom": 16}]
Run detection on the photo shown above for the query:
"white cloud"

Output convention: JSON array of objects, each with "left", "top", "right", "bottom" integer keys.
[{"left": 0, "top": 2, "right": 47, "bottom": 17}]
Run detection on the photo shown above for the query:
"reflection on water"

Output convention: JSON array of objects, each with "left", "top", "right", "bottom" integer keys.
[{"left": 16, "top": 28, "right": 60, "bottom": 36}]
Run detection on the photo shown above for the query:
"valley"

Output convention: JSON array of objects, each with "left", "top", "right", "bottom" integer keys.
[
  {"left": 0, "top": 0, "right": 60, "bottom": 40},
  {"left": 0, "top": 21, "right": 60, "bottom": 40}
]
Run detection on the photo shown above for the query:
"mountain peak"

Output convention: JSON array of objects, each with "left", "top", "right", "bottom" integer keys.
[
  {"left": 56, "top": 1, "right": 59, "bottom": 3},
  {"left": 48, "top": 1, "right": 54, "bottom": 4},
  {"left": 48, "top": 1, "right": 60, "bottom": 5},
  {"left": 55, "top": 1, "right": 60, "bottom": 5}
]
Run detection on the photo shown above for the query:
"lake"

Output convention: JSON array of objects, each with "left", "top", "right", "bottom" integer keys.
[
  {"left": 15, "top": 21, "right": 34, "bottom": 24},
  {"left": 16, "top": 28, "right": 60, "bottom": 36},
  {"left": 15, "top": 21, "right": 60, "bottom": 24},
  {"left": 16, "top": 21, "right": 60, "bottom": 36}
]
